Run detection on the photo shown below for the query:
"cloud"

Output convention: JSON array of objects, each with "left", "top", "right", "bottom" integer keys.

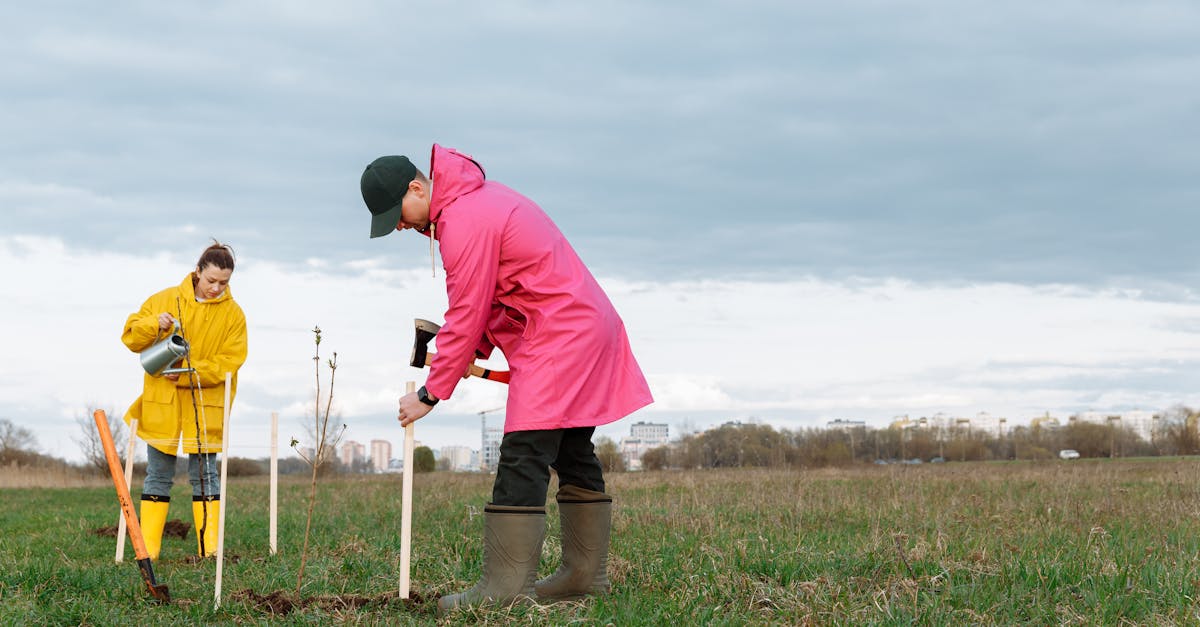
[
  {"left": 4, "top": 3, "right": 1200, "bottom": 461},
  {"left": 3, "top": 2, "right": 1200, "bottom": 287},
  {"left": 7, "top": 236, "right": 1200, "bottom": 463}
]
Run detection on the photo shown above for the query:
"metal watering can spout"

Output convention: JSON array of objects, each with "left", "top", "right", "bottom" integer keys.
[{"left": 140, "top": 322, "right": 191, "bottom": 376}]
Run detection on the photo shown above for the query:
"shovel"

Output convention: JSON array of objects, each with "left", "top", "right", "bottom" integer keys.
[{"left": 94, "top": 409, "right": 171, "bottom": 603}]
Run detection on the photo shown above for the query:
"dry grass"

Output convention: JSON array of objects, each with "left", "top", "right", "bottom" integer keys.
[
  {"left": 0, "top": 462, "right": 107, "bottom": 489},
  {"left": 4, "top": 458, "right": 1200, "bottom": 624}
]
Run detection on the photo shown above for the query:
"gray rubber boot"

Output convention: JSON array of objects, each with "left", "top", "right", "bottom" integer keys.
[
  {"left": 438, "top": 504, "right": 546, "bottom": 613},
  {"left": 535, "top": 484, "right": 612, "bottom": 602}
]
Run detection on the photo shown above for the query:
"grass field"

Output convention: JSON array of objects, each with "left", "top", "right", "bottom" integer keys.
[{"left": 2, "top": 459, "right": 1200, "bottom": 625}]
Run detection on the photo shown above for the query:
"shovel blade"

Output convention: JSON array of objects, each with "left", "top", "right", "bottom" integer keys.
[{"left": 136, "top": 558, "right": 171, "bottom": 604}]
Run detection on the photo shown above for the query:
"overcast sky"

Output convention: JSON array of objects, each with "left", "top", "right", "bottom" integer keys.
[{"left": 4, "top": 2, "right": 1200, "bottom": 462}]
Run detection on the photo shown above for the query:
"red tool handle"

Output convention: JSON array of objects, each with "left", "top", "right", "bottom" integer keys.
[{"left": 424, "top": 351, "right": 510, "bottom": 384}]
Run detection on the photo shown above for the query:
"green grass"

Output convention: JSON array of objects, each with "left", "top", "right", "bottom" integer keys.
[{"left": 3, "top": 460, "right": 1200, "bottom": 624}]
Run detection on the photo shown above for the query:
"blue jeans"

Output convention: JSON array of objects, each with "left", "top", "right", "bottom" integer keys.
[{"left": 142, "top": 445, "right": 220, "bottom": 498}]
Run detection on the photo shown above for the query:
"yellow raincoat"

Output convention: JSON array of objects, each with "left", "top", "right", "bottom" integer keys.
[{"left": 122, "top": 273, "right": 248, "bottom": 455}]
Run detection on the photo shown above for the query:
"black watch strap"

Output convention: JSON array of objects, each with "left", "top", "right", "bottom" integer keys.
[{"left": 417, "top": 385, "right": 439, "bottom": 407}]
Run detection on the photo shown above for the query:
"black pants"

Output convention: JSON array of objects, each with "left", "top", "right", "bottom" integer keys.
[{"left": 492, "top": 427, "right": 605, "bottom": 506}]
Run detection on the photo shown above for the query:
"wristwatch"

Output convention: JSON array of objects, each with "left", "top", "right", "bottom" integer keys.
[{"left": 417, "top": 385, "right": 439, "bottom": 407}]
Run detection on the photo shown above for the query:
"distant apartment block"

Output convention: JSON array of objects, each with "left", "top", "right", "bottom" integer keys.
[
  {"left": 440, "top": 445, "right": 476, "bottom": 472},
  {"left": 891, "top": 413, "right": 1010, "bottom": 438},
  {"left": 620, "top": 421, "right": 670, "bottom": 470},
  {"left": 968, "top": 412, "right": 1006, "bottom": 438},
  {"left": 1071, "top": 410, "right": 1158, "bottom": 442},
  {"left": 629, "top": 421, "right": 669, "bottom": 442},
  {"left": 370, "top": 439, "right": 392, "bottom": 473},
  {"left": 341, "top": 440, "right": 366, "bottom": 468}
]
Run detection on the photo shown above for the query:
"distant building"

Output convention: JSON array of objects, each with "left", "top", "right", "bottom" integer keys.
[
  {"left": 620, "top": 421, "right": 669, "bottom": 470},
  {"left": 383, "top": 439, "right": 426, "bottom": 473},
  {"left": 340, "top": 440, "right": 365, "bottom": 467},
  {"left": 1031, "top": 413, "right": 1061, "bottom": 431},
  {"left": 969, "top": 412, "right": 1006, "bottom": 437},
  {"left": 1120, "top": 410, "right": 1158, "bottom": 442},
  {"left": 826, "top": 419, "right": 866, "bottom": 431},
  {"left": 889, "top": 416, "right": 926, "bottom": 431},
  {"left": 1072, "top": 410, "right": 1158, "bottom": 442},
  {"left": 440, "top": 445, "right": 475, "bottom": 472},
  {"left": 630, "top": 421, "right": 669, "bottom": 442},
  {"left": 370, "top": 439, "right": 392, "bottom": 473},
  {"left": 481, "top": 427, "right": 502, "bottom": 472},
  {"left": 1071, "top": 411, "right": 1112, "bottom": 427}
]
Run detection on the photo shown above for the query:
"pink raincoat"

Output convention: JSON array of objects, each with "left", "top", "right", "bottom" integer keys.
[{"left": 422, "top": 144, "right": 653, "bottom": 432}]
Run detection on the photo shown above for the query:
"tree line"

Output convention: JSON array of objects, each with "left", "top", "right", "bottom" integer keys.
[
  {"left": 6, "top": 406, "right": 1198, "bottom": 478},
  {"left": 0, "top": 415, "right": 441, "bottom": 479},
  {"left": 636, "top": 406, "right": 1200, "bottom": 471}
]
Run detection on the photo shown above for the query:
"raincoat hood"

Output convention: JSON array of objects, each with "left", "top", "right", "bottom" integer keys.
[
  {"left": 186, "top": 272, "right": 234, "bottom": 304},
  {"left": 428, "top": 143, "right": 486, "bottom": 225}
]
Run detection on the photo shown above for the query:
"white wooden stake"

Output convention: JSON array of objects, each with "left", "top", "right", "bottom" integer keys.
[
  {"left": 269, "top": 410, "right": 278, "bottom": 556},
  {"left": 115, "top": 418, "right": 137, "bottom": 563},
  {"left": 399, "top": 381, "right": 416, "bottom": 599},
  {"left": 214, "top": 372, "right": 232, "bottom": 609}
]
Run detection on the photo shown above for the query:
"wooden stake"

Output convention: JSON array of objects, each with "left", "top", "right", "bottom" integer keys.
[
  {"left": 214, "top": 372, "right": 232, "bottom": 609},
  {"left": 399, "top": 381, "right": 416, "bottom": 599},
  {"left": 270, "top": 411, "right": 278, "bottom": 556},
  {"left": 115, "top": 418, "right": 137, "bottom": 563}
]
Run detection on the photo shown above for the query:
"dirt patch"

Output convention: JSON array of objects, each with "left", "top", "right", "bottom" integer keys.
[
  {"left": 181, "top": 553, "right": 240, "bottom": 565},
  {"left": 231, "top": 589, "right": 426, "bottom": 616},
  {"left": 91, "top": 519, "right": 191, "bottom": 538},
  {"left": 163, "top": 519, "right": 191, "bottom": 538}
]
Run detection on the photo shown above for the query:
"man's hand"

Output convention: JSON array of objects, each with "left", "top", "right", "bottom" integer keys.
[{"left": 398, "top": 392, "right": 434, "bottom": 427}]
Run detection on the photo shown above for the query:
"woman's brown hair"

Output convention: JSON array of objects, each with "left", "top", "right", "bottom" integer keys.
[{"left": 197, "top": 240, "right": 236, "bottom": 272}]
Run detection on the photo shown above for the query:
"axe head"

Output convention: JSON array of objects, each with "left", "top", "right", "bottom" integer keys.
[{"left": 410, "top": 318, "right": 441, "bottom": 368}]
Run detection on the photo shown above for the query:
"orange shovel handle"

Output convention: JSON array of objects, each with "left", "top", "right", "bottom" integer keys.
[{"left": 94, "top": 410, "right": 170, "bottom": 602}]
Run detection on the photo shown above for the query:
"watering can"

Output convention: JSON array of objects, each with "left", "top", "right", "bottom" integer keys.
[{"left": 139, "top": 322, "right": 192, "bottom": 376}]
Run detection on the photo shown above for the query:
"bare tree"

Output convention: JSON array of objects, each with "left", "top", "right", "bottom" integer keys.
[
  {"left": 1159, "top": 405, "right": 1200, "bottom": 455},
  {"left": 641, "top": 445, "right": 669, "bottom": 471},
  {"left": 75, "top": 406, "right": 128, "bottom": 472},
  {"left": 0, "top": 417, "right": 38, "bottom": 456},
  {"left": 595, "top": 436, "right": 625, "bottom": 473}
]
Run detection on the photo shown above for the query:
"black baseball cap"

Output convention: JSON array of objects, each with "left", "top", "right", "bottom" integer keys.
[{"left": 361, "top": 155, "right": 417, "bottom": 238}]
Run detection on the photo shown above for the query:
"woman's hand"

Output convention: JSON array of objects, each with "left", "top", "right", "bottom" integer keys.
[
  {"left": 157, "top": 313, "right": 176, "bottom": 332},
  {"left": 397, "top": 392, "right": 434, "bottom": 427}
]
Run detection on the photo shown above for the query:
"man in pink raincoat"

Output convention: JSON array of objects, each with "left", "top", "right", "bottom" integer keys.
[{"left": 360, "top": 144, "right": 653, "bottom": 612}]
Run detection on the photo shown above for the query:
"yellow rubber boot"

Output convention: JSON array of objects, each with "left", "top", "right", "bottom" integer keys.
[
  {"left": 139, "top": 496, "right": 170, "bottom": 561},
  {"left": 192, "top": 497, "right": 220, "bottom": 557}
]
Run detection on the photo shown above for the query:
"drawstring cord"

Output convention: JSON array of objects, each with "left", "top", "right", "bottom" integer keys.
[{"left": 429, "top": 222, "right": 437, "bottom": 278}]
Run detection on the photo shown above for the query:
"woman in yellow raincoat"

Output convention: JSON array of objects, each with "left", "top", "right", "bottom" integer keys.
[{"left": 121, "top": 241, "right": 247, "bottom": 560}]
